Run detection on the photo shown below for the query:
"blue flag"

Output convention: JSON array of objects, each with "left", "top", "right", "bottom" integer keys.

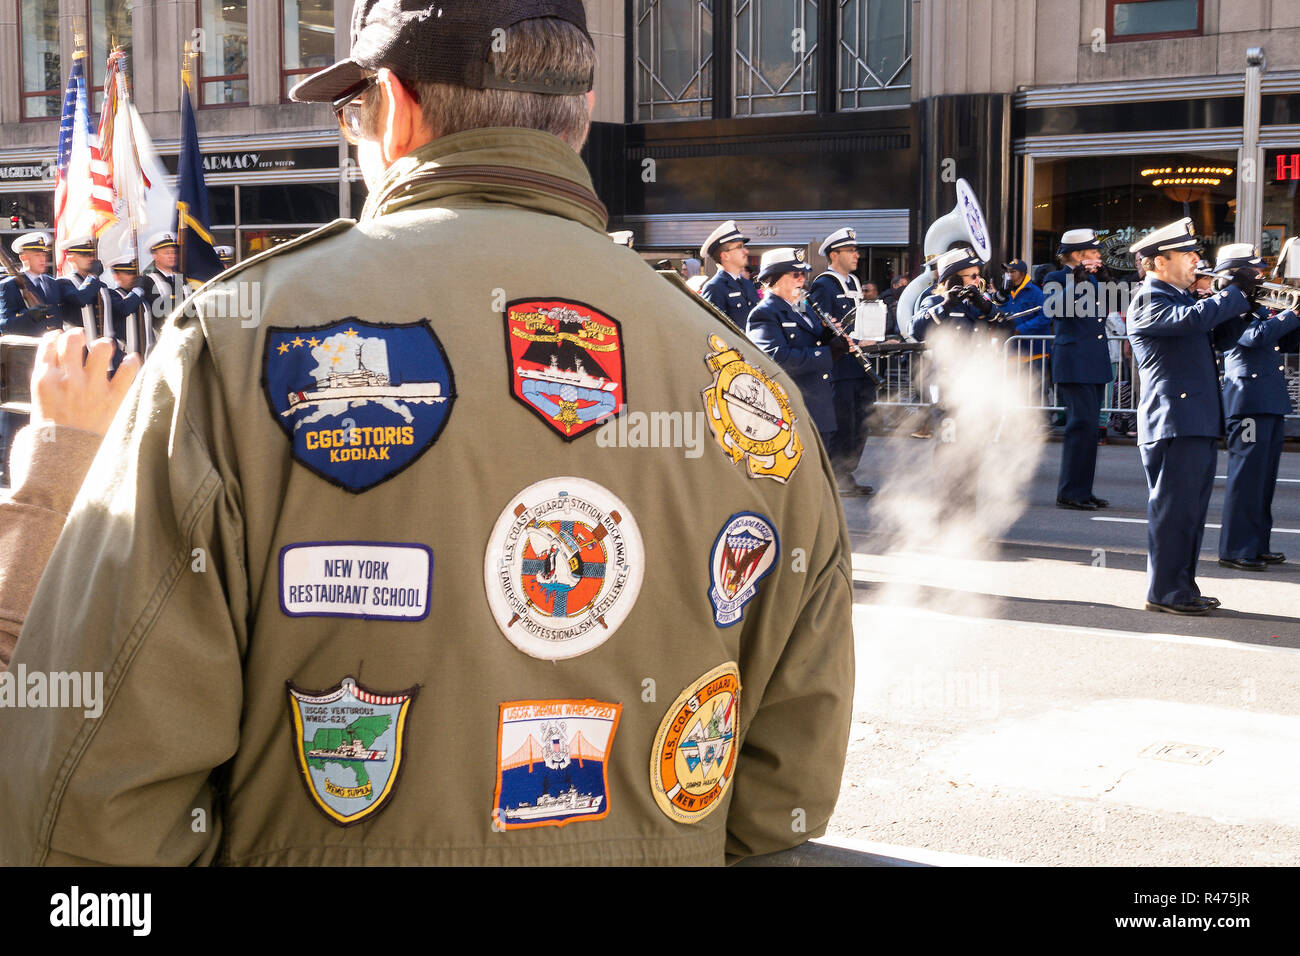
[{"left": 174, "top": 80, "right": 224, "bottom": 282}]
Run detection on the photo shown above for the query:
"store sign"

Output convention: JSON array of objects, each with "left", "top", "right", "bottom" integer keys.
[
  {"left": 161, "top": 147, "right": 337, "bottom": 176},
  {"left": 1275, "top": 153, "right": 1300, "bottom": 183},
  {"left": 0, "top": 163, "right": 53, "bottom": 184}
]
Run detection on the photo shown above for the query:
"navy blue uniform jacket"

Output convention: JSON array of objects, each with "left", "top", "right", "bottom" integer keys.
[
  {"left": 745, "top": 293, "right": 836, "bottom": 435},
  {"left": 1214, "top": 306, "right": 1300, "bottom": 418},
  {"left": 701, "top": 269, "right": 760, "bottom": 327},
  {"left": 806, "top": 271, "right": 867, "bottom": 383},
  {"left": 1127, "top": 278, "right": 1251, "bottom": 443},
  {"left": 0, "top": 272, "right": 98, "bottom": 336},
  {"left": 1042, "top": 268, "right": 1111, "bottom": 384}
]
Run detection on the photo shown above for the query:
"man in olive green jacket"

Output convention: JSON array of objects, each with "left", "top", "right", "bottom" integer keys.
[{"left": 0, "top": 0, "right": 853, "bottom": 866}]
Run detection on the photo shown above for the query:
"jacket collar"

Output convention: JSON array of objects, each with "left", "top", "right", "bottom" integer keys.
[{"left": 361, "top": 128, "right": 608, "bottom": 234}]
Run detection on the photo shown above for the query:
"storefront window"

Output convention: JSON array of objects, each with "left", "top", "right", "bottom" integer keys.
[
  {"left": 20, "top": 0, "right": 61, "bottom": 120},
  {"left": 1264, "top": 149, "right": 1300, "bottom": 277},
  {"left": 282, "top": 0, "right": 336, "bottom": 101},
  {"left": 2, "top": 191, "right": 56, "bottom": 230},
  {"left": 198, "top": 0, "right": 250, "bottom": 106},
  {"left": 838, "top": 0, "right": 910, "bottom": 111},
  {"left": 635, "top": 0, "right": 714, "bottom": 121},
  {"left": 734, "top": 0, "right": 818, "bottom": 116},
  {"left": 239, "top": 184, "right": 338, "bottom": 225},
  {"left": 1031, "top": 151, "right": 1236, "bottom": 274}
]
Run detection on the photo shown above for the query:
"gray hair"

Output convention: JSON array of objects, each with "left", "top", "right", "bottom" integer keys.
[{"left": 362, "top": 18, "right": 595, "bottom": 151}]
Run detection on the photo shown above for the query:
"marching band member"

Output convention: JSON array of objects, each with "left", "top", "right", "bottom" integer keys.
[
  {"left": 745, "top": 247, "right": 840, "bottom": 451},
  {"left": 699, "top": 220, "right": 759, "bottom": 325},
  {"left": 1126, "top": 218, "right": 1258, "bottom": 614},
  {"left": 1042, "top": 228, "right": 1113, "bottom": 510},
  {"left": 1210, "top": 244, "right": 1299, "bottom": 571},
  {"left": 809, "top": 227, "right": 874, "bottom": 497}
]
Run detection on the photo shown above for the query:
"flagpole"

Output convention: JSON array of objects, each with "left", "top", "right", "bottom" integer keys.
[
  {"left": 115, "top": 49, "right": 141, "bottom": 278},
  {"left": 177, "top": 43, "right": 195, "bottom": 277}
]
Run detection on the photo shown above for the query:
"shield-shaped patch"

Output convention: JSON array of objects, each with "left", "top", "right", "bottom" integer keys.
[
  {"left": 263, "top": 318, "right": 456, "bottom": 493},
  {"left": 503, "top": 298, "right": 625, "bottom": 440},
  {"left": 286, "top": 676, "right": 418, "bottom": 826}
]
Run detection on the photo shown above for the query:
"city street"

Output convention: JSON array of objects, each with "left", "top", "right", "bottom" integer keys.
[{"left": 830, "top": 435, "right": 1300, "bottom": 865}]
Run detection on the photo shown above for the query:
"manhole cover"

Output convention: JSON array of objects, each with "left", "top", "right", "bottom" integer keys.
[{"left": 1139, "top": 742, "right": 1223, "bottom": 766}]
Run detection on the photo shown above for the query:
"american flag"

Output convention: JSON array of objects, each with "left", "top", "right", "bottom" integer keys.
[{"left": 54, "top": 55, "right": 114, "bottom": 274}]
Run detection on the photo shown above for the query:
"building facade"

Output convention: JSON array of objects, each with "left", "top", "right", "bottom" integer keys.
[{"left": 2, "top": 1, "right": 1297, "bottom": 284}]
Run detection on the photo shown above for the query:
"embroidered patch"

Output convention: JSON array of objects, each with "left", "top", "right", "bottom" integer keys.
[
  {"left": 651, "top": 662, "right": 741, "bottom": 824},
  {"left": 484, "top": 477, "right": 644, "bottom": 660},
  {"left": 504, "top": 298, "right": 625, "bottom": 440},
  {"left": 494, "top": 699, "right": 621, "bottom": 829},
  {"left": 279, "top": 542, "right": 432, "bottom": 621},
  {"left": 286, "top": 676, "right": 418, "bottom": 827},
  {"left": 262, "top": 318, "right": 456, "bottom": 493},
  {"left": 701, "top": 333, "right": 803, "bottom": 482},
  {"left": 708, "top": 512, "right": 779, "bottom": 627}
]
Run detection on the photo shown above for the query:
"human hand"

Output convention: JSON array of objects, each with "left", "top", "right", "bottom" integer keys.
[{"left": 30, "top": 328, "right": 141, "bottom": 436}]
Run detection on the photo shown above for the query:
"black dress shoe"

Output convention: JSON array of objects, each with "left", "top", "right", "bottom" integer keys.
[
  {"left": 1219, "top": 557, "right": 1267, "bottom": 571},
  {"left": 1088, "top": 495, "right": 1110, "bottom": 508},
  {"left": 836, "top": 481, "right": 873, "bottom": 498},
  {"left": 1195, "top": 596, "right": 1221, "bottom": 608},
  {"left": 1257, "top": 552, "right": 1286, "bottom": 564},
  {"left": 1056, "top": 497, "right": 1098, "bottom": 510},
  {"left": 1145, "top": 600, "right": 1210, "bottom": 615}
]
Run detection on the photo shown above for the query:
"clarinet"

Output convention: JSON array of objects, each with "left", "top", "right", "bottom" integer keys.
[{"left": 803, "top": 295, "right": 885, "bottom": 388}]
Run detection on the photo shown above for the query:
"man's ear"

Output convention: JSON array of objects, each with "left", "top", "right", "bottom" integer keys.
[{"left": 376, "top": 68, "right": 434, "bottom": 163}]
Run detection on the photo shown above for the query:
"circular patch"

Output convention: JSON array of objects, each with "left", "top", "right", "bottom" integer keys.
[
  {"left": 485, "top": 477, "right": 644, "bottom": 660},
  {"left": 651, "top": 662, "right": 741, "bottom": 824}
]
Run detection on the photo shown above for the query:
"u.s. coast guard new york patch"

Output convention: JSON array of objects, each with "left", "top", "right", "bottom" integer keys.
[
  {"left": 701, "top": 334, "right": 803, "bottom": 482},
  {"left": 504, "top": 298, "right": 625, "bottom": 441},
  {"left": 484, "top": 477, "right": 644, "bottom": 660},
  {"left": 651, "top": 662, "right": 741, "bottom": 824},
  {"left": 287, "top": 676, "right": 418, "bottom": 826},
  {"left": 263, "top": 318, "right": 456, "bottom": 493},
  {"left": 708, "top": 512, "right": 779, "bottom": 627},
  {"left": 493, "top": 699, "right": 621, "bottom": 830}
]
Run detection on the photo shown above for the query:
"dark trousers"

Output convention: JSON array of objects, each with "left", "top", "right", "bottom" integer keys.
[
  {"left": 1057, "top": 382, "right": 1103, "bottom": 500},
  {"left": 829, "top": 376, "right": 874, "bottom": 480},
  {"left": 1220, "top": 413, "right": 1284, "bottom": 561},
  {"left": 1139, "top": 436, "right": 1217, "bottom": 605}
]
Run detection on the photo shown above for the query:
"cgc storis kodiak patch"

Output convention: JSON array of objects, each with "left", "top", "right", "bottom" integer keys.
[
  {"left": 651, "top": 662, "right": 741, "bottom": 824},
  {"left": 708, "top": 512, "right": 779, "bottom": 627},
  {"left": 494, "top": 699, "right": 622, "bottom": 830},
  {"left": 484, "top": 477, "right": 644, "bottom": 660},
  {"left": 701, "top": 334, "right": 803, "bottom": 482},
  {"left": 263, "top": 318, "right": 456, "bottom": 492},
  {"left": 287, "top": 676, "right": 418, "bottom": 826},
  {"left": 504, "top": 298, "right": 625, "bottom": 440}
]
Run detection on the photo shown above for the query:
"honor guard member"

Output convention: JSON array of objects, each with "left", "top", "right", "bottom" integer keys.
[
  {"left": 56, "top": 237, "right": 106, "bottom": 339},
  {"left": 215, "top": 245, "right": 235, "bottom": 269},
  {"left": 101, "top": 257, "right": 150, "bottom": 365},
  {"left": 0, "top": 0, "right": 852, "bottom": 867},
  {"left": 1042, "top": 229, "right": 1114, "bottom": 510},
  {"left": 140, "top": 231, "right": 187, "bottom": 340},
  {"left": 700, "top": 220, "right": 759, "bottom": 325},
  {"left": 1127, "top": 218, "right": 1258, "bottom": 614},
  {"left": 808, "top": 228, "right": 874, "bottom": 497},
  {"left": 1210, "top": 244, "right": 1299, "bottom": 571},
  {"left": 746, "top": 247, "right": 839, "bottom": 451}
]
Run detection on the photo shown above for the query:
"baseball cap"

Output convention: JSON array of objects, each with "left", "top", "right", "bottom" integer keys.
[{"left": 289, "top": 0, "right": 593, "bottom": 104}]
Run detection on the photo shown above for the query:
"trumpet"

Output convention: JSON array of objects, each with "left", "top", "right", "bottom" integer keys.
[{"left": 1195, "top": 269, "right": 1300, "bottom": 313}]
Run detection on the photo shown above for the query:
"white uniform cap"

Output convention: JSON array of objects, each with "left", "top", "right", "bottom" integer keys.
[
  {"left": 700, "top": 220, "right": 748, "bottom": 260},
  {"left": 1212, "top": 242, "right": 1264, "bottom": 274},
  {"left": 11, "top": 232, "right": 51, "bottom": 254},
  {"left": 148, "top": 231, "right": 179, "bottom": 251},
  {"left": 818, "top": 227, "right": 858, "bottom": 257},
  {"left": 934, "top": 245, "right": 982, "bottom": 282},
  {"left": 607, "top": 230, "right": 634, "bottom": 247},
  {"left": 756, "top": 247, "right": 811, "bottom": 283},
  {"left": 1129, "top": 217, "right": 1200, "bottom": 258}
]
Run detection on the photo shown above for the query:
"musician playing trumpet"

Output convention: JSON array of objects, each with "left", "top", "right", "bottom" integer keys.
[{"left": 1209, "top": 244, "right": 1299, "bottom": 572}]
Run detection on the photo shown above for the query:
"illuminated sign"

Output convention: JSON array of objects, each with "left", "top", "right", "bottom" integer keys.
[{"left": 1276, "top": 153, "right": 1300, "bottom": 182}]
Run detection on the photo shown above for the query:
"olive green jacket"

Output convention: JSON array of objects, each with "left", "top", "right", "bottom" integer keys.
[{"left": 0, "top": 128, "right": 854, "bottom": 866}]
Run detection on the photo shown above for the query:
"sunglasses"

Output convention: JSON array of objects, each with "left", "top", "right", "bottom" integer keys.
[{"left": 333, "top": 75, "right": 378, "bottom": 145}]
